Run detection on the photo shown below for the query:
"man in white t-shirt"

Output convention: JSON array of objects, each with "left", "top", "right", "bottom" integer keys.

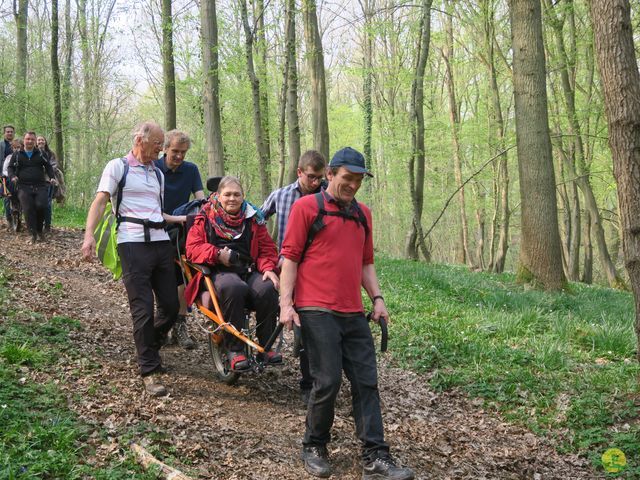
[{"left": 81, "top": 122, "right": 184, "bottom": 397}]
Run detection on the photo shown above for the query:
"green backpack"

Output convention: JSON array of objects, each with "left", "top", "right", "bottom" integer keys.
[
  {"left": 94, "top": 201, "right": 122, "bottom": 279},
  {"left": 93, "top": 158, "right": 163, "bottom": 279}
]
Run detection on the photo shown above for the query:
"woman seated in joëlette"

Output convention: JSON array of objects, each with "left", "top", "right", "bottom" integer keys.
[{"left": 184, "top": 175, "right": 281, "bottom": 371}]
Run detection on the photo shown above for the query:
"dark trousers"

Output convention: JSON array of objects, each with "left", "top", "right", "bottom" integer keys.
[
  {"left": 300, "top": 310, "right": 389, "bottom": 460},
  {"left": 45, "top": 184, "right": 55, "bottom": 228},
  {"left": 17, "top": 184, "right": 48, "bottom": 235},
  {"left": 299, "top": 347, "right": 313, "bottom": 391},
  {"left": 118, "top": 241, "right": 179, "bottom": 375},
  {"left": 213, "top": 271, "right": 278, "bottom": 352}
]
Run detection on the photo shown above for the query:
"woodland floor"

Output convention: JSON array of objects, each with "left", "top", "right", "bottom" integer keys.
[{"left": 0, "top": 227, "right": 605, "bottom": 479}]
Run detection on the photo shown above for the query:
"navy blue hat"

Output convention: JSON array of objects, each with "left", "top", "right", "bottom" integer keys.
[{"left": 329, "top": 147, "right": 373, "bottom": 177}]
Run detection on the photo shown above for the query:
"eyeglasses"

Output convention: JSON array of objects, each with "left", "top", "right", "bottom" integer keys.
[
  {"left": 145, "top": 138, "right": 164, "bottom": 147},
  {"left": 302, "top": 172, "right": 324, "bottom": 183}
]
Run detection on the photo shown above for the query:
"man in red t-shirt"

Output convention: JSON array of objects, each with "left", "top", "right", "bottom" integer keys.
[{"left": 280, "top": 147, "right": 414, "bottom": 480}]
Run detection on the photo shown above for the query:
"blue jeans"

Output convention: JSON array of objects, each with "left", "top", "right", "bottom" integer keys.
[{"left": 300, "top": 310, "right": 389, "bottom": 460}]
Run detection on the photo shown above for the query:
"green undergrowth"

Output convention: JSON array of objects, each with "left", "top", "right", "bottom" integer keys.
[
  {"left": 0, "top": 267, "right": 159, "bottom": 479},
  {"left": 376, "top": 258, "right": 640, "bottom": 477},
  {"left": 0, "top": 200, "right": 86, "bottom": 229},
  {"left": 50, "top": 203, "right": 88, "bottom": 229}
]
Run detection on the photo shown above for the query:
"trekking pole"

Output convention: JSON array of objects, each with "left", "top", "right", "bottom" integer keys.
[
  {"left": 263, "top": 322, "right": 285, "bottom": 353},
  {"left": 366, "top": 313, "right": 388, "bottom": 352}
]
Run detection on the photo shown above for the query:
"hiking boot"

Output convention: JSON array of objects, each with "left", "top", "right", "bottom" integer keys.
[
  {"left": 301, "top": 445, "right": 332, "bottom": 478},
  {"left": 142, "top": 373, "right": 168, "bottom": 397},
  {"left": 37, "top": 232, "right": 46, "bottom": 242},
  {"left": 362, "top": 452, "right": 414, "bottom": 480},
  {"left": 173, "top": 316, "right": 195, "bottom": 350},
  {"left": 29, "top": 234, "right": 37, "bottom": 245},
  {"left": 44, "top": 225, "right": 51, "bottom": 234}
]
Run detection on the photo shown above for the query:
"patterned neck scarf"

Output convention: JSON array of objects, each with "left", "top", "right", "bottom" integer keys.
[{"left": 204, "top": 192, "right": 247, "bottom": 240}]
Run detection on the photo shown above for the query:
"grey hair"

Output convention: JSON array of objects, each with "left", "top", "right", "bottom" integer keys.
[
  {"left": 217, "top": 175, "right": 244, "bottom": 195},
  {"left": 131, "top": 122, "right": 163, "bottom": 144},
  {"left": 164, "top": 129, "right": 191, "bottom": 149}
]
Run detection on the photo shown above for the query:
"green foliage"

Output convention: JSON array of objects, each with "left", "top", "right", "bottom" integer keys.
[
  {"left": 377, "top": 258, "right": 640, "bottom": 476},
  {"left": 52, "top": 204, "right": 88, "bottom": 229},
  {"left": 0, "top": 267, "right": 157, "bottom": 479}
]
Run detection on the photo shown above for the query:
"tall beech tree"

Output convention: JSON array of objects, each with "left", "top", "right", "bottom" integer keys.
[
  {"left": 509, "top": 0, "right": 566, "bottom": 289},
  {"left": 442, "top": 2, "right": 472, "bottom": 267},
  {"left": 591, "top": 0, "right": 640, "bottom": 360},
  {"left": 406, "top": 0, "right": 433, "bottom": 261},
  {"left": 161, "top": 0, "right": 177, "bottom": 130},
  {"left": 285, "top": 0, "right": 301, "bottom": 183},
  {"left": 239, "top": 0, "right": 270, "bottom": 199},
  {"left": 545, "top": 0, "right": 624, "bottom": 288},
  {"left": 51, "top": 0, "right": 64, "bottom": 170},
  {"left": 303, "top": 0, "right": 329, "bottom": 161},
  {"left": 14, "top": 0, "right": 28, "bottom": 134},
  {"left": 201, "top": 0, "right": 224, "bottom": 176}
]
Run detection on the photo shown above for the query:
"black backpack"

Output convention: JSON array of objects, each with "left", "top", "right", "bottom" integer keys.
[{"left": 299, "top": 192, "right": 369, "bottom": 262}]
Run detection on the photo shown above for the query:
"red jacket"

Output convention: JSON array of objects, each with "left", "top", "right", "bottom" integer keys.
[{"left": 184, "top": 214, "right": 278, "bottom": 305}]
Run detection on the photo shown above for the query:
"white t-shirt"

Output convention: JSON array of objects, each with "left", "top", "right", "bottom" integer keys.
[{"left": 97, "top": 152, "right": 169, "bottom": 244}]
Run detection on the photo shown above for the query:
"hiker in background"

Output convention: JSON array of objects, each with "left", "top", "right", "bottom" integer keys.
[
  {"left": 37, "top": 135, "right": 59, "bottom": 233},
  {"left": 279, "top": 147, "right": 414, "bottom": 480},
  {"left": 261, "top": 149, "right": 326, "bottom": 405},
  {"left": 81, "top": 121, "right": 183, "bottom": 397},
  {"left": 2, "top": 125, "right": 15, "bottom": 226},
  {"left": 7, "top": 131, "right": 56, "bottom": 243},
  {"left": 154, "top": 129, "right": 205, "bottom": 350},
  {"left": 185, "top": 176, "right": 282, "bottom": 372}
]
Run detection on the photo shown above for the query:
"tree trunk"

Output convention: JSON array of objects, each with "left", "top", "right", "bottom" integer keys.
[
  {"left": 200, "top": 0, "right": 225, "bottom": 176},
  {"left": 509, "top": 0, "right": 566, "bottom": 289},
  {"left": 443, "top": 2, "right": 472, "bottom": 267},
  {"left": 62, "top": 0, "right": 73, "bottom": 168},
  {"left": 481, "top": 0, "right": 509, "bottom": 273},
  {"left": 285, "top": 0, "right": 301, "bottom": 183},
  {"left": 77, "top": 0, "right": 91, "bottom": 173},
  {"left": 239, "top": 0, "right": 270, "bottom": 199},
  {"left": 591, "top": 0, "right": 640, "bottom": 360},
  {"left": 405, "top": 0, "right": 433, "bottom": 261},
  {"left": 161, "top": 0, "right": 177, "bottom": 130},
  {"left": 361, "top": 0, "right": 374, "bottom": 174},
  {"left": 51, "top": 0, "right": 64, "bottom": 171},
  {"left": 547, "top": 0, "right": 624, "bottom": 288},
  {"left": 14, "top": 0, "right": 28, "bottom": 134},
  {"left": 581, "top": 209, "right": 593, "bottom": 284},
  {"left": 254, "top": 0, "right": 272, "bottom": 164},
  {"left": 303, "top": 0, "right": 329, "bottom": 161},
  {"left": 277, "top": 43, "right": 290, "bottom": 190}
]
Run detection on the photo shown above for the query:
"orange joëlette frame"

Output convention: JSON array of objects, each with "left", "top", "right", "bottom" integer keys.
[{"left": 180, "top": 256, "right": 265, "bottom": 353}]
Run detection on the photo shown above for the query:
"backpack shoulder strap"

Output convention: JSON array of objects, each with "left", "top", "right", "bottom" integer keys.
[
  {"left": 299, "top": 192, "right": 327, "bottom": 263},
  {"left": 153, "top": 166, "right": 164, "bottom": 212},
  {"left": 114, "top": 157, "right": 129, "bottom": 218},
  {"left": 351, "top": 199, "right": 370, "bottom": 237}
]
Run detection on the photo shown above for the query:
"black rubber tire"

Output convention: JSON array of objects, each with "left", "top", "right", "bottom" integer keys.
[{"left": 208, "top": 334, "right": 241, "bottom": 385}]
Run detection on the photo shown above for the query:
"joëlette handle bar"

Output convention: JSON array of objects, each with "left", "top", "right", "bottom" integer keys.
[{"left": 366, "top": 312, "right": 388, "bottom": 352}]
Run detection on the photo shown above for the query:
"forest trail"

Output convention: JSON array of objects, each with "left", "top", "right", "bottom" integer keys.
[{"left": 0, "top": 228, "right": 602, "bottom": 479}]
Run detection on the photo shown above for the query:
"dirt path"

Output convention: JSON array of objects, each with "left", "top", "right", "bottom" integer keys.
[{"left": 0, "top": 228, "right": 602, "bottom": 479}]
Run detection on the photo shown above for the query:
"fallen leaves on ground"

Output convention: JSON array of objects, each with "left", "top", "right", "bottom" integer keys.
[{"left": 0, "top": 227, "right": 602, "bottom": 479}]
